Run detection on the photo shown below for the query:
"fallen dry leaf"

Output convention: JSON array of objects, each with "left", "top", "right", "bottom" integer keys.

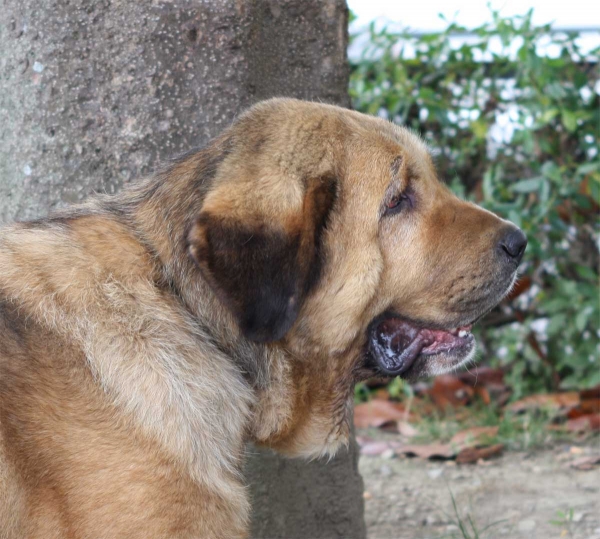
[
  {"left": 450, "top": 426, "right": 499, "bottom": 448},
  {"left": 356, "top": 435, "right": 403, "bottom": 457},
  {"left": 397, "top": 421, "right": 419, "bottom": 438},
  {"left": 580, "top": 385, "right": 600, "bottom": 401},
  {"left": 364, "top": 426, "right": 503, "bottom": 463},
  {"left": 566, "top": 413, "right": 600, "bottom": 433},
  {"left": 359, "top": 441, "right": 395, "bottom": 456},
  {"left": 354, "top": 400, "right": 406, "bottom": 429},
  {"left": 567, "top": 393, "right": 600, "bottom": 419},
  {"left": 456, "top": 443, "right": 504, "bottom": 464},
  {"left": 567, "top": 407, "right": 588, "bottom": 420},
  {"left": 428, "top": 375, "right": 474, "bottom": 409},
  {"left": 398, "top": 443, "right": 455, "bottom": 460},
  {"left": 457, "top": 366, "right": 505, "bottom": 387},
  {"left": 579, "top": 398, "right": 600, "bottom": 415},
  {"left": 507, "top": 392, "right": 580, "bottom": 413},
  {"left": 474, "top": 386, "right": 491, "bottom": 405},
  {"left": 372, "top": 388, "right": 391, "bottom": 400},
  {"left": 570, "top": 455, "right": 600, "bottom": 471},
  {"left": 457, "top": 366, "right": 512, "bottom": 407}
]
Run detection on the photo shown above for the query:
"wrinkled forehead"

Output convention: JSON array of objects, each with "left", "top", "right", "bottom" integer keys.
[{"left": 341, "top": 116, "right": 437, "bottom": 192}]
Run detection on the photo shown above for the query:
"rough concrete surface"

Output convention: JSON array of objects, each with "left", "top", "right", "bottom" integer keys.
[
  {"left": 0, "top": 1, "right": 365, "bottom": 538},
  {"left": 0, "top": 0, "right": 350, "bottom": 223},
  {"left": 248, "top": 439, "right": 366, "bottom": 539}
]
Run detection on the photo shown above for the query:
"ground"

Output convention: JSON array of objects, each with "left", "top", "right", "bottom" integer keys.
[{"left": 359, "top": 434, "right": 600, "bottom": 539}]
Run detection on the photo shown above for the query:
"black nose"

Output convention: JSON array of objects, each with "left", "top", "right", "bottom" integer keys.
[{"left": 499, "top": 228, "right": 527, "bottom": 265}]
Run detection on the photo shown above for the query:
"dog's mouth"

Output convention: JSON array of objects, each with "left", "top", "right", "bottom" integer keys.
[{"left": 366, "top": 316, "right": 476, "bottom": 378}]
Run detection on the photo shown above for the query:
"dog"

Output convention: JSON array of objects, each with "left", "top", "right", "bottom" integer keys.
[{"left": 0, "top": 98, "right": 526, "bottom": 538}]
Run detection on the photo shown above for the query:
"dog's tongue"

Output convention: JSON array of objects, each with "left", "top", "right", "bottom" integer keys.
[{"left": 369, "top": 318, "right": 472, "bottom": 376}]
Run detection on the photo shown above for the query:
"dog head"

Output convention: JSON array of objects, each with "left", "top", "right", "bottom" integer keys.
[{"left": 186, "top": 98, "right": 526, "bottom": 457}]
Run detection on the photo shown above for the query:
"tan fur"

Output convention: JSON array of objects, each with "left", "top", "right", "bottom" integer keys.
[{"left": 0, "top": 98, "right": 517, "bottom": 537}]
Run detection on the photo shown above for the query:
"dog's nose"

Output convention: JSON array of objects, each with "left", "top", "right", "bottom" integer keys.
[{"left": 499, "top": 228, "right": 527, "bottom": 265}]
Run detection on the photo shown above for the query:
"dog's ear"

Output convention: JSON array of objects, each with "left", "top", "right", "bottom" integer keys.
[{"left": 188, "top": 174, "right": 336, "bottom": 343}]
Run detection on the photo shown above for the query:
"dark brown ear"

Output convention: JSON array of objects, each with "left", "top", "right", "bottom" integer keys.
[{"left": 188, "top": 176, "right": 336, "bottom": 342}]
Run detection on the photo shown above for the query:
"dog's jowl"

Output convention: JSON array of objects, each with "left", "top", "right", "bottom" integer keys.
[{"left": 0, "top": 99, "right": 525, "bottom": 538}]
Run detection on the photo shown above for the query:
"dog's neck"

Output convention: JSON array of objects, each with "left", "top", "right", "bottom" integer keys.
[
  {"left": 115, "top": 160, "right": 264, "bottom": 383},
  {"left": 112, "top": 157, "right": 301, "bottom": 441},
  {"left": 108, "top": 154, "right": 353, "bottom": 457}
]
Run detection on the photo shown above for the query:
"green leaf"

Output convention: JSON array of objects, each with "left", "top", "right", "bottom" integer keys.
[
  {"left": 541, "top": 161, "right": 562, "bottom": 183},
  {"left": 577, "top": 162, "right": 600, "bottom": 175},
  {"left": 547, "top": 314, "right": 567, "bottom": 336},
  {"left": 483, "top": 169, "right": 495, "bottom": 202},
  {"left": 575, "top": 306, "right": 594, "bottom": 332},
  {"left": 542, "top": 298, "right": 570, "bottom": 314},
  {"left": 561, "top": 110, "right": 578, "bottom": 132},
  {"left": 575, "top": 265, "right": 598, "bottom": 281},
  {"left": 508, "top": 209, "right": 522, "bottom": 228},
  {"left": 511, "top": 177, "right": 544, "bottom": 193},
  {"left": 470, "top": 119, "right": 488, "bottom": 140},
  {"left": 538, "top": 108, "right": 559, "bottom": 125}
]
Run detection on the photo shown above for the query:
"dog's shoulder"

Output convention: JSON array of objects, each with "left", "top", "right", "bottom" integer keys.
[
  {"left": 0, "top": 208, "right": 254, "bottom": 536},
  {"left": 0, "top": 211, "right": 160, "bottom": 325}
]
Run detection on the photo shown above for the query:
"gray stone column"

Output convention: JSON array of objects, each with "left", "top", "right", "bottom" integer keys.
[{"left": 0, "top": 1, "right": 365, "bottom": 537}]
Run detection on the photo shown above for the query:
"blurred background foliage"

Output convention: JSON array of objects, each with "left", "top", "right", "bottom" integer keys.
[{"left": 349, "top": 8, "right": 599, "bottom": 397}]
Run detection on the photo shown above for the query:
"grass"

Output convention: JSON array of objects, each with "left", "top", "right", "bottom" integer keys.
[
  {"left": 434, "top": 491, "right": 583, "bottom": 539},
  {"left": 550, "top": 508, "right": 577, "bottom": 538},
  {"left": 406, "top": 402, "right": 580, "bottom": 451},
  {"left": 436, "top": 488, "right": 507, "bottom": 539},
  {"left": 425, "top": 481, "right": 583, "bottom": 539},
  {"left": 355, "top": 378, "right": 597, "bottom": 451}
]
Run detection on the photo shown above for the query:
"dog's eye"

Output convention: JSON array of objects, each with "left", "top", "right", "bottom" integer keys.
[{"left": 384, "top": 192, "right": 413, "bottom": 216}]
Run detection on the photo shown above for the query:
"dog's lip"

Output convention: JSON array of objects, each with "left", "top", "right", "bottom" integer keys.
[{"left": 367, "top": 315, "right": 475, "bottom": 377}]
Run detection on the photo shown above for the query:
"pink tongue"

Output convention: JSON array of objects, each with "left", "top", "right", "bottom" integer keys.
[{"left": 422, "top": 328, "right": 457, "bottom": 351}]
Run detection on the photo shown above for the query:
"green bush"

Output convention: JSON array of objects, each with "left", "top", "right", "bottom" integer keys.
[{"left": 349, "top": 9, "right": 599, "bottom": 395}]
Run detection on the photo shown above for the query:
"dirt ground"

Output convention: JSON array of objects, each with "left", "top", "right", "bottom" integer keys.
[{"left": 358, "top": 432, "right": 600, "bottom": 539}]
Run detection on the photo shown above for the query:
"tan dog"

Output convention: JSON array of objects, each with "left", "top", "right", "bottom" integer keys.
[{"left": 0, "top": 99, "right": 526, "bottom": 538}]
